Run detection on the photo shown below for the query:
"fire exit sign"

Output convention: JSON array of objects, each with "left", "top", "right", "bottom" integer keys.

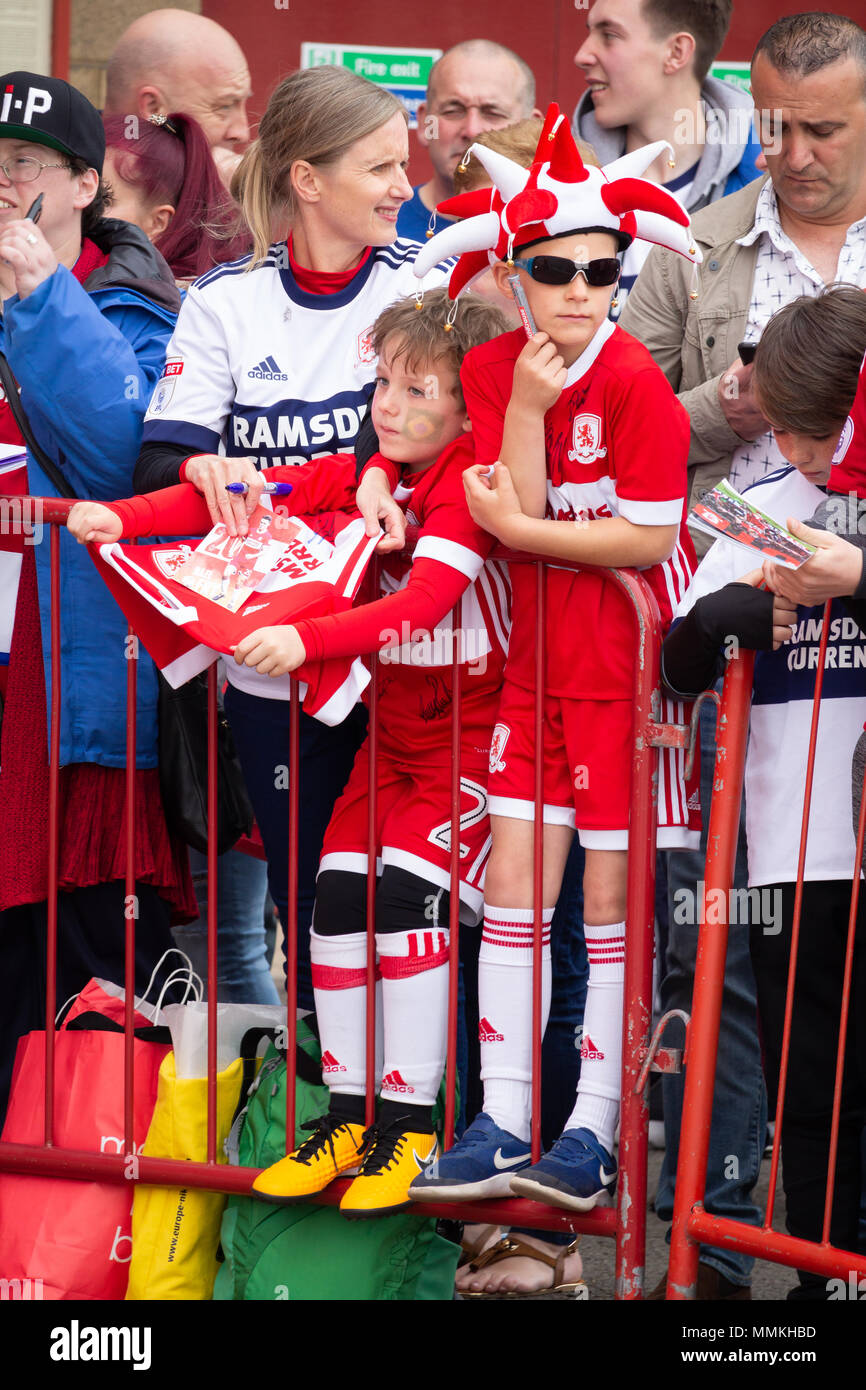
[{"left": 301, "top": 42, "right": 443, "bottom": 127}]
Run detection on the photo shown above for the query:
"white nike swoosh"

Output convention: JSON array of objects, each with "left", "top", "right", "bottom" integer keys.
[
  {"left": 413, "top": 1145, "right": 438, "bottom": 1173},
  {"left": 493, "top": 1148, "right": 532, "bottom": 1170},
  {"left": 599, "top": 1168, "right": 617, "bottom": 1187}
]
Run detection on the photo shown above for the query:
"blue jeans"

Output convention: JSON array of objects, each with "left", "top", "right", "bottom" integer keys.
[
  {"left": 172, "top": 847, "right": 277, "bottom": 1005},
  {"left": 656, "top": 697, "right": 767, "bottom": 1287}
]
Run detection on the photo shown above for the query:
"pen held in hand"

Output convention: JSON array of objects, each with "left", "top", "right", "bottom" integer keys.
[{"left": 225, "top": 481, "right": 293, "bottom": 496}]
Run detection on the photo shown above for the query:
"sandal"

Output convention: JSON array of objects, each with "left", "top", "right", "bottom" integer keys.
[
  {"left": 458, "top": 1223, "right": 501, "bottom": 1270},
  {"left": 459, "top": 1235, "right": 586, "bottom": 1300}
]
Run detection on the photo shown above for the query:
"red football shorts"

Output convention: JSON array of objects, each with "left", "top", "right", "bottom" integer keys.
[
  {"left": 487, "top": 681, "right": 700, "bottom": 850},
  {"left": 319, "top": 740, "right": 492, "bottom": 922}
]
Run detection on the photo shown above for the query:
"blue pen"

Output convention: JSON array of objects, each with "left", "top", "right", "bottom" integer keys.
[{"left": 225, "top": 481, "right": 293, "bottom": 496}]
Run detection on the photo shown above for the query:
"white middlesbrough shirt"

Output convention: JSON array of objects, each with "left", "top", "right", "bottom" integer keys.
[
  {"left": 142, "top": 239, "right": 451, "bottom": 468},
  {"left": 674, "top": 465, "right": 866, "bottom": 887}
]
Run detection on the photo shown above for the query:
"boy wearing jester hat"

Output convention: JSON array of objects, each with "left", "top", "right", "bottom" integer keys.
[{"left": 406, "top": 104, "right": 703, "bottom": 1217}]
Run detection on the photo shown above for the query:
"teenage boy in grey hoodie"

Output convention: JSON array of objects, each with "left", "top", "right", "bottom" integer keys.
[{"left": 572, "top": 0, "right": 760, "bottom": 320}]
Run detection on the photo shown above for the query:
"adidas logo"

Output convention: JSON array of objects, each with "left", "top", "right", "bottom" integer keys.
[
  {"left": 687, "top": 790, "right": 701, "bottom": 811},
  {"left": 248, "top": 355, "right": 289, "bottom": 381},
  {"left": 382, "top": 1069, "right": 414, "bottom": 1094},
  {"left": 321, "top": 1050, "right": 347, "bottom": 1073},
  {"left": 478, "top": 1017, "right": 504, "bottom": 1043},
  {"left": 580, "top": 1034, "right": 605, "bottom": 1061}
]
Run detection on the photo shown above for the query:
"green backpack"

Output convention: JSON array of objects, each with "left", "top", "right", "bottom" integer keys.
[{"left": 213, "top": 1020, "right": 460, "bottom": 1301}]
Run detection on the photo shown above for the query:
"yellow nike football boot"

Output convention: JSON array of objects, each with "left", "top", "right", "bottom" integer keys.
[
  {"left": 339, "top": 1119, "right": 439, "bottom": 1218},
  {"left": 252, "top": 1112, "right": 367, "bottom": 1204}
]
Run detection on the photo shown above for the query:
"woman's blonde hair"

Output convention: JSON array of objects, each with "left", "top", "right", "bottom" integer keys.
[{"left": 232, "top": 66, "right": 408, "bottom": 267}]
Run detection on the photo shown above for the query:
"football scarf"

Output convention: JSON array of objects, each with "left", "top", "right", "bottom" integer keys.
[
  {"left": 0, "top": 446, "right": 29, "bottom": 671},
  {"left": 90, "top": 510, "right": 379, "bottom": 725}
]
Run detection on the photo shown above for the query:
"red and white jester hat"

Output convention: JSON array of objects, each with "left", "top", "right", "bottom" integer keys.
[{"left": 413, "top": 102, "right": 702, "bottom": 298}]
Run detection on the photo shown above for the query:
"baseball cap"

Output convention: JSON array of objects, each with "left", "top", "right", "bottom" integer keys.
[{"left": 0, "top": 72, "right": 104, "bottom": 172}]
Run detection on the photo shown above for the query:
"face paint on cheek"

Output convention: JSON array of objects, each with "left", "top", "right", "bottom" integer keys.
[{"left": 404, "top": 408, "right": 443, "bottom": 442}]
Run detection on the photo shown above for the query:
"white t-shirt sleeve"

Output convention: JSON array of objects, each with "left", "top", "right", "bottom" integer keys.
[{"left": 141, "top": 284, "right": 237, "bottom": 455}]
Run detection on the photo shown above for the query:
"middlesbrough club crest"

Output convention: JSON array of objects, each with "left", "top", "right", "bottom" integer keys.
[
  {"left": 357, "top": 328, "right": 376, "bottom": 365},
  {"left": 153, "top": 545, "right": 194, "bottom": 578},
  {"left": 568, "top": 413, "right": 608, "bottom": 466},
  {"left": 489, "top": 722, "right": 510, "bottom": 774}
]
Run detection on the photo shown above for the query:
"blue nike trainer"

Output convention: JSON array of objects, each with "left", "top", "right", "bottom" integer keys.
[
  {"left": 408, "top": 1111, "right": 532, "bottom": 1201},
  {"left": 509, "top": 1127, "right": 617, "bottom": 1211}
]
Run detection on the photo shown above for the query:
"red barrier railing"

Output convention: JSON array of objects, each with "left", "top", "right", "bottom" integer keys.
[
  {"left": 0, "top": 498, "right": 690, "bottom": 1299},
  {"left": 667, "top": 623, "right": 866, "bottom": 1298}
]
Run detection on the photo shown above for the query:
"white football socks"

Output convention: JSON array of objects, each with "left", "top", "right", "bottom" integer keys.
[
  {"left": 478, "top": 906, "right": 553, "bottom": 1143},
  {"left": 377, "top": 928, "right": 450, "bottom": 1109},
  {"left": 564, "top": 920, "right": 625, "bottom": 1154},
  {"left": 310, "top": 929, "right": 378, "bottom": 1100}
]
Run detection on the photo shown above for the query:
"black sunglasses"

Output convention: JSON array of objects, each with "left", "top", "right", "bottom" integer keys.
[{"left": 511, "top": 255, "right": 621, "bottom": 288}]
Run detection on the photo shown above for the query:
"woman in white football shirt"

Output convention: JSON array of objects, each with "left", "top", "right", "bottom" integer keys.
[{"left": 134, "top": 66, "right": 450, "bottom": 1008}]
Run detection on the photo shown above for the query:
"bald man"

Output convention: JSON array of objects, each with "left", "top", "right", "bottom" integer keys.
[
  {"left": 105, "top": 8, "right": 251, "bottom": 156},
  {"left": 396, "top": 39, "right": 538, "bottom": 243}
]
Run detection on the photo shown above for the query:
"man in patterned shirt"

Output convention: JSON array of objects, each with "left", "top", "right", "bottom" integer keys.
[
  {"left": 622, "top": 12, "right": 866, "bottom": 553},
  {"left": 620, "top": 11, "right": 866, "bottom": 1301}
]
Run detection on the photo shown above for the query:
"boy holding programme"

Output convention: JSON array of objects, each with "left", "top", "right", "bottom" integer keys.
[
  {"left": 404, "top": 104, "right": 702, "bottom": 1213},
  {"left": 663, "top": 286, "right": 866, "bottom": 1299},
  {"left": 70, "top": 290, "right": 512, "bottom": 1216}
]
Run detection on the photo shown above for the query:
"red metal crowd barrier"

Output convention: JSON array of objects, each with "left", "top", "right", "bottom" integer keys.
[
  {"left": 0, "top": 497, "right": 690, "bottom": 1299},
  {"left": 667, "top": 624, "right": 866, "bottom": 1299}
]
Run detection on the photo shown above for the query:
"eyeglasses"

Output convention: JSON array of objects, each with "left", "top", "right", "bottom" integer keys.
[
  {"left": 511, "top": 255, "right": 621, "bottom": 288},
  {"left": 0, "top": 155, "right": 69, "bottom": 184}
]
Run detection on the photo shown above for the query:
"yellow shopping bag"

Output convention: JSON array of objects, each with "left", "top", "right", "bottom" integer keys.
[{"left": 125, "top": 1052, "right": 244, "bottom": 1301}]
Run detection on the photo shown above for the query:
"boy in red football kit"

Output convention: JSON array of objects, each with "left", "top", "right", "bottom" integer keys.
[
  {"left": 246, "top": 292, "right": 516, "bottom": 1216},
  {"left": 70, "top": 291, "right": 511, "bottom": 1215},
  {"left": 405, "top": 105, "right": 702, "bottom": 1214}
]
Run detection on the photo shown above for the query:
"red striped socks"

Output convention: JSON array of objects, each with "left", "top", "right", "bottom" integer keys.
[
  {"left": 378, "top": 929, "right": 450, "bottom": 1108},
  {"left": 565, "top": 920, "right": 625, "bottom": 1152},
  {"left": 310, "top": 929, "right": 376, "bottom": 1098},
  {"left": 478, "top": 906, "right": 553, "bottom": 1142}
]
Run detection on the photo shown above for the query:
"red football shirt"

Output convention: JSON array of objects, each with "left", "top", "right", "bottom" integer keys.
[
  {"left": 829, "top": 349, "right": 866, "bottom": 498},
  {"left": 298, "top": 438, "right": 511, "bottom": 765},
  {"left": 461, "top": 321, "right": 696, "bottom": 698}
]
